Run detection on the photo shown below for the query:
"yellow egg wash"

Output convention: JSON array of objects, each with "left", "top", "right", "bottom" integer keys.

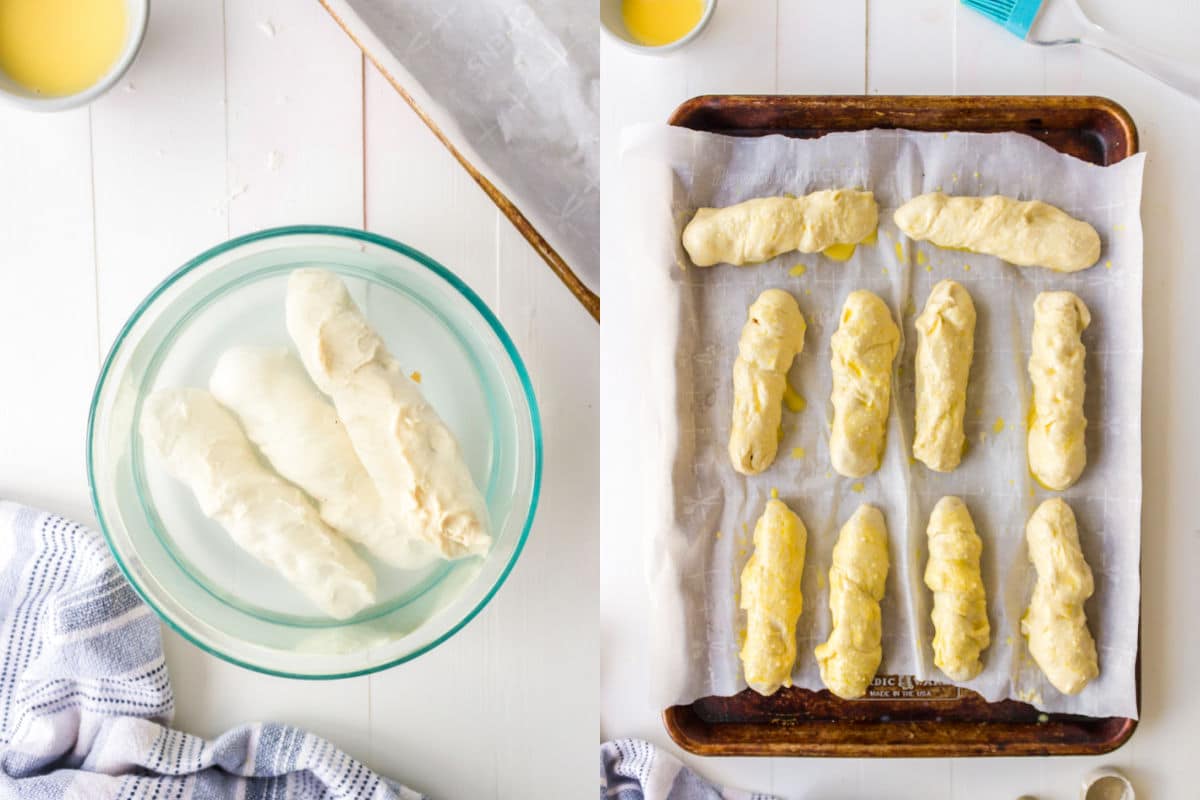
[
  {"left": 782, "top": 384, "right": 806, "bottom": 413},
  {"left": 822, "top": 243, "right": 857, "bottom": 262},
  {"left": 0, "top": 0, "right": 126, "bottom": 96},
  {"left": 621, "top": 0, "right": 705, "bottom": 47}
]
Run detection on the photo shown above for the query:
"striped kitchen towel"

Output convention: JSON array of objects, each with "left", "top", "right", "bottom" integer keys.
[
  {"left": 0, "top": 502, "right": 424, "bottom": 799},
  {"left": 600, "top": 739, "right": 778, "bottom": 800}
]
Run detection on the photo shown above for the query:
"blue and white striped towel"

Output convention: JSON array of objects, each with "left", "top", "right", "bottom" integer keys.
[
  {"left": 0, "top": 502, "right": 424, "bottom": 799},
  {"left": 600, "top": 739, "right": 778, "bottom": 800}
]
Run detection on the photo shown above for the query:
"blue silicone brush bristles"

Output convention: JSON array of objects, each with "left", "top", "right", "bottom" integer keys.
[{"left": 960, "top": 0, "right": 1046, "bottom": 39}]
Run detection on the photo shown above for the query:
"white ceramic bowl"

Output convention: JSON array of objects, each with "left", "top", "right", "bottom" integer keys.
[
  {"left": 0, "top": 0, "right": 149, "bottom": 112},
  {"left": 600, "top": 0, "right": 717, "bottom": 55}
]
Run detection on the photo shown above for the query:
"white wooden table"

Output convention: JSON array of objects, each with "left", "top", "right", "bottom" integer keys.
[
  {"left": 601, "top": 1, "right": 1200, "bottom": 797},
  {"left": 0, "top": 2, "right": 596, "bottom": 798}
]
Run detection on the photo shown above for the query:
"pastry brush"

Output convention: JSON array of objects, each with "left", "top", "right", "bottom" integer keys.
[{"left": 960, "top": 0, "right": 1200, "bottom": 100}]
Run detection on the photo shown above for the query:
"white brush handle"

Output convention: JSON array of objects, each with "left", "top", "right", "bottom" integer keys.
[
  {"left": 1067, "top": 0, "right": 1200, "bottom": 101},
  {"left": 1083, "top": 26, "right": 1200, "bottom": 100}
]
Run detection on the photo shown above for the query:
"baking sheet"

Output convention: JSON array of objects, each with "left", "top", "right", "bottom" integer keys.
[
  {"left": 622, "top": 124, "right": 1144, "bottom": 719},
  {"left": 338, "top": 0, "right": 599, "bottom": 292}
]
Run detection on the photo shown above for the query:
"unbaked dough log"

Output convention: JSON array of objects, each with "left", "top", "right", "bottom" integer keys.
[
  {"left": 729, "top": 289, "right": 806, "bottom": 475},
  {"left": 1021, "top": 498, "right": 1099, "bottom": 695},
  {"left": 210, "top": 346, "right": 436, "bottom": 569},
  {"left": 924, "top": 496, "right": 990, "bottom": 681},
  {"left": 829, "top": 290, "right": 900, "bottom": 478},
  {"left": 894, "top": 192, "right": 1101, "bottom": 273},
  {"left": 1028, "top": 291, "right": 1091, "bottom": 491},
  {"left": 140, "top": 388, "right": 376, "bottom": 620},
  {"left": 739, "top": 497, "right": 808, "bottom": 696},
  {"left": 814, "top": 504, "right": 890, "bottom": 699},
  {"left": 286, "top": 269, "right": 490, "bottom": 560},
  {"left": 682, "top": 189, "right": 878, "bottom": 267},
  {"left": 913, "top": 280, "right": 976, "bottom": 472}
]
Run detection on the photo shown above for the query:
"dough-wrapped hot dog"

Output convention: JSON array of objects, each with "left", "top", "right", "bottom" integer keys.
[
  {"left": 739, "top": 497, "right": 807, "bottom": 696},
  {"left": 829, "top": 290, "right": 900, "bottom": 478},
  {"left": 924, "top": 496, "right": 990, "bottom": 681},
  {"left": 814, "top": 504, "right": 890, "bottom": 699},
  {"left": 894, "top": 192, "right": 1101, "bottom": 273},
  {"left": 286, "top": 269, "right": 490, "bottom": 560},
  {"left": 1027, "top": 291, "right": 1091, "bottom": 491},
  {"left": 210, "top": 346, "right": 435, "bottom": 569},
  {"left": 140, "top": 388, "right": 377, "bottom": 620},
  {"left": 729, "top": 289, "right": 806, "bottom": 475},
  {"left": 683, "top": 189, "right": 878, "bottom": 267},
  {"left": 913, "top": 280, "right": 976, "bottom": 472},
  {"left": 1021, "top": 498, "right": 1099, "bottom": 695}
]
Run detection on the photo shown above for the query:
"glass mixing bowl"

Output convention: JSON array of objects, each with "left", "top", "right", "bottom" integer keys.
[{"left": 87, "top": 226, "right": 541, "bottom": 678}]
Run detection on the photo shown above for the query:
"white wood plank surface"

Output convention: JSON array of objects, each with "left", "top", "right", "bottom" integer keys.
[
  {"left": 778, "top": 0, "right": 866, "bottom": 95},
  {"left": 90, "top": 0, "right": 228, "bottom": 349},
  {"left": 224, "top": 0, "right": 365, "bottom": 233},
  {"left": 867, "top": 0, "right": 955, "bottom": 94},
  {"left": 0, "top": 106, "right": 97, "bottom": 525},
  {"left": 601, "top": 1, "right": 1200, "bottom": 797},
  {"left": 0, "top": 2, "right": 597, "bottom": 797}
]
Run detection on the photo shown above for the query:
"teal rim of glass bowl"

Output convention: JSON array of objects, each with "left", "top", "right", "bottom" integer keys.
[{"left": 86, "top": 224, "right": 543, "bottom": 680}]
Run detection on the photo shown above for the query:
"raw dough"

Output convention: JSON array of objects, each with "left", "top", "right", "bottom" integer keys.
[
  {"left": 814, "top": 504, "right": 890, "bottom": 699},
  {"left": 894, "top": 192, "right": 1101, "bottom": 273},
  {"left": 140, "top": 388, "right": 376, "bottom": 620},
  {"left": 682, "top": 189, "right": 878, "bottom": 267},
  {"left": 1028, "top": 291, "right": 1090, "bottom": 490},
  {"left": 210, "top": 346, "right": 436, "bottom": 569},
  {"left": 739, "top": 497, "right": 808, "bottom": 696},
  {"left": 1021, "top": 498, "right": 1099, "bottom": 695},
  {"left": 924, "top": 496, "right": 990, "bottom": 681},
  {"left": 829, "top": 290, "right": 900, "bottom": 478},
  {"left": 913, "top": 280, "right": 976, "bottom": 472},
  {"left": 286, "top": 268, "right": 490, "bottom": 560},
  {"left": 729, "top": 289, "right": 806, "bottom": 475}
]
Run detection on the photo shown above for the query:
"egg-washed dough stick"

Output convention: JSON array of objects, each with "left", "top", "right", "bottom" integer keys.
[
  {"left": 1028, "top": 291, "right": 1091, "bottom": 491},
  {"left": 140, "top": 388, "right": 376, "bottom": 620},
  {"left": 829, "top": 290, "right": 900, "bottom": 478},
  {"left": 913, "top": 280, "right": 976, "bottom": 472},
  {"left": 210, "top": 347, "right": 436, "bottom": 569},
  {"left": 893, "top": 192, "right": 1101, "bottom": 273},
  {"left": 1021, "top": 498, "right": 1099, "bottom": 695},
  {"left": 682, "top": 189, "right": 878, "bottom": 267},
  {"left": 814, "top": 504, "right": 890, "bottom": 699},
  {"left": 286, "top": 269, "right": 490, "bottom": 560},
  {"left": 924, "top": 497, "right": 990, "bottom": 681},
  {"left": 739, "top": 497, "right": 808, "bottom": 696},
  {"left": 729, "top": 289, "right": 806, "bottom": 475}
]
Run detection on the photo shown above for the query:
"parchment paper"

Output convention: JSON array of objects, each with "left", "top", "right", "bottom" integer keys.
[
  {"left": 340, "top": 0, "right": 599, "bottom": 291},
  {"left": 622, "top": 124, "right": 1144, "bottom": 719}
]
